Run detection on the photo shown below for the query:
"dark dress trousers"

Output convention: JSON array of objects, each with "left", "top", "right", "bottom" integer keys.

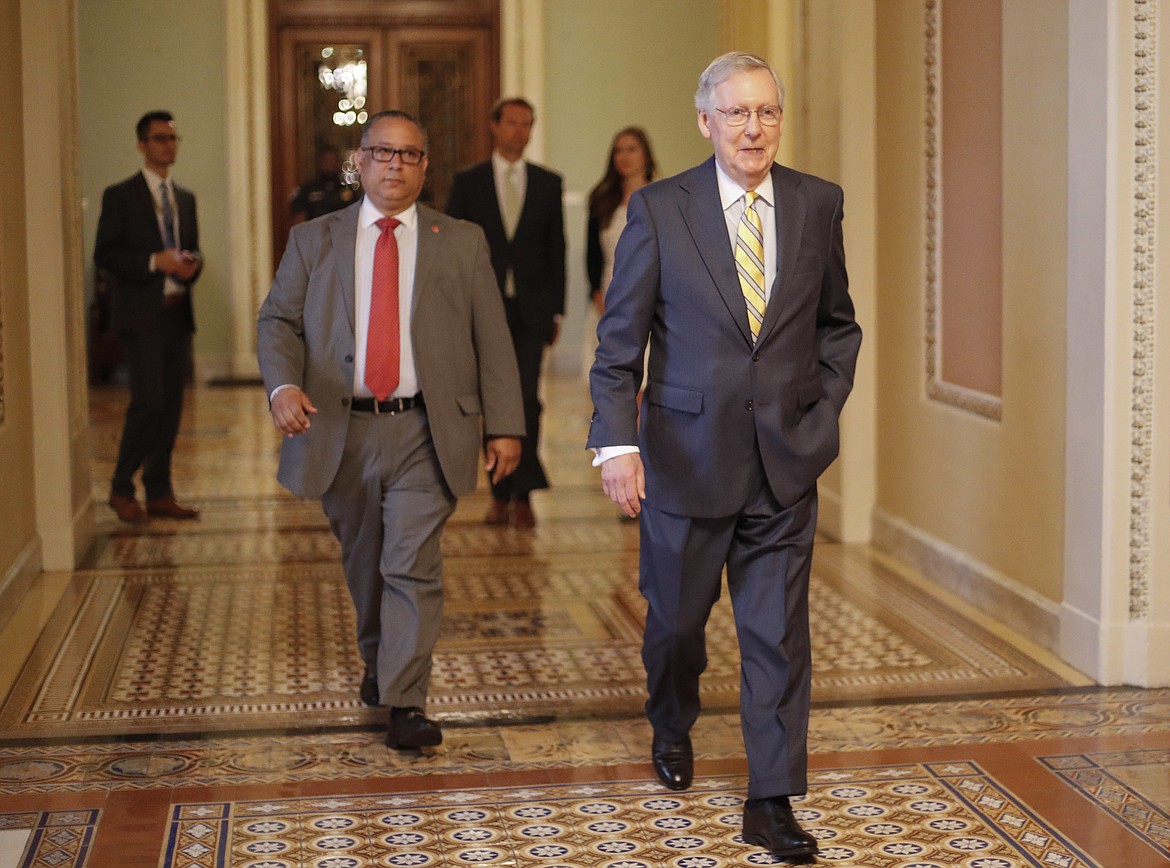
[
  {"left": 94, "top": 171, "right": 199, "bottom": 501},
  {"left": 588, "top": 157, "right": 862, "bottom": 799},
  {"left": 445, "top": 160, "right": 566, "bottom": 499}
]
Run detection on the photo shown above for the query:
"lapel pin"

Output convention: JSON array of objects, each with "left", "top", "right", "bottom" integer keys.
[{"left": 431, "top": 224, "right": 440, "bottom": 233}]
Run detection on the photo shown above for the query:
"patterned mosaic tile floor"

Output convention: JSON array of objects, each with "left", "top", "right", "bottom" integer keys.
[{"left": 0, "top": 376, "right": 1165, "bottom": 866}]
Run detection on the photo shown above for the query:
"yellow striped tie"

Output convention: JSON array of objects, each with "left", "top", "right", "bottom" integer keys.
[{"left": 735, "top": 191, "right": 766, "bottom": 341}]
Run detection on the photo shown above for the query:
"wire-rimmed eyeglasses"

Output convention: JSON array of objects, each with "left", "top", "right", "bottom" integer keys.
[{"left": 714, "top": 106, "right": 782, "bottom": 127}]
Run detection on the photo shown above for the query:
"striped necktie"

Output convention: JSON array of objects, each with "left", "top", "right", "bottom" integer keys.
[
  {"left": 735, "top": 191, "right": 766, "bottom": 342},
  {"left": 159, "top": 184, "right": 176, "bottom": 249}
]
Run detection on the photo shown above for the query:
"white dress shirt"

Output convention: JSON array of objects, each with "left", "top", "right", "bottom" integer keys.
[
  {"left": 141, "top": 166, "right": 185, "bottom": 299},
  {"left": 352, "top": 196, "right": 420, "bottom": 399}
]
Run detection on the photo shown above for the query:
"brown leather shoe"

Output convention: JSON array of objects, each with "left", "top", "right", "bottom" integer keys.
[
  {"left": 484, "top": 499, "right": 510, "bottom": 526},
  {"left": 108, "top": 494, "right": 149, "bottom": 523},
  {"left": 513, "top": 500, "right": 536, "bottom": 529},
  {"left": 146, "top": 496, "right": 200, "bottom": 519}
]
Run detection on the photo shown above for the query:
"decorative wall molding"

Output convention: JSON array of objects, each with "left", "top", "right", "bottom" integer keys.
[
  {"left": 1128, "top": 0, "right": 1157, "bottom": 620},
  {"left": 0, "top": 246, "right": 6, "bottom": 425},
  {"left": 225, "top": 0, "right": 271, "bottom": 379},
  {"left": 922, "top": 0, "right": 1002, "bottom": 421},
  {"left": 65, "top": 0, "right": 88, "bottom": 430}
]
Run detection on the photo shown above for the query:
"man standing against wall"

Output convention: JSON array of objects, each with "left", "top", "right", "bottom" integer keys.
[
  {"left": 95, "top": 110, "right": 202, "bottom": 523},
  {"left": 445, "top": 97, "right": 566, "bottom": 529},
  {"left": 258, "top": 110, "right": 524, "bottom": 748},
  {"left": 588, "top": 53, "right": 861, "bottom": 861}
]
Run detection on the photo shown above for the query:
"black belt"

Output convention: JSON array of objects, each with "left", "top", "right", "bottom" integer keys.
[{"left": 350, "top": 394, "right": 424, "bottom": 414}]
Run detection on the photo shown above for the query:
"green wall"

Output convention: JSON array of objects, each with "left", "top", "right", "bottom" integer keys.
[
  {"left": 543, "top": 0, "right": 718, "bottom": 372},
  {"left": 79, "top": 0, "right": 230, "bottom": 374}
]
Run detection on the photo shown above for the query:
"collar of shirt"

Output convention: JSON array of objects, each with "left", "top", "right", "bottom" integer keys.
[
  {"left": 141, "top": 165, "right": 172, "bottom": 199},
  {"left": 713, "top": 161, "right": 775, "bottom": 214},
  {"left": 491, "top": 150, "right": 525, "bottom": 179},
  {"left": 358, "top": 195, "right": 418, "bottom": 232}
]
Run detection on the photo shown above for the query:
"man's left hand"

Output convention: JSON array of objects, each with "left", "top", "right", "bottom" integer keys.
[{"left": 485, "top": 437, "right": 521, "bottom": 484}]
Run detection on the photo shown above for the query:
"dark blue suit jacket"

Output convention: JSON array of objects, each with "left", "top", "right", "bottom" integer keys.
[
  {"left": 445, "top": 160, "right": 566, "bottom": 343},
  {"left": 588, "top": 157, "right": 861, "bottom": 516},
  {"left": 94, "top": 172, "right": 200, "bottom": 334}
]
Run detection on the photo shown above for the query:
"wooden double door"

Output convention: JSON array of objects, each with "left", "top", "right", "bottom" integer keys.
[{"left": 269, "top": 1, "right": 499, "bottom": 259}]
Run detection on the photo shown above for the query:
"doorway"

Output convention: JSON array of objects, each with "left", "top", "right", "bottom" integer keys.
[{"left": 268, "top": 1, "right": 500, "bottom": 261}]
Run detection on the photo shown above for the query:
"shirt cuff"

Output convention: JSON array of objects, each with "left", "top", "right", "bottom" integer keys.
[
  {"left": 269, "top": 383, "right": 299, "bottom": 403},
  {"left": 591, "top": 445, "right": 640, "bottom": 467}
]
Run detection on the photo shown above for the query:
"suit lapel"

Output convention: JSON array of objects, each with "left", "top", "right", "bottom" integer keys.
[
  {"left": 757, "top": 164, "right": 806, "bottom": 345},
  {"left": 478, "top": 162, "right": 508, "bottom": 241},
  {"left": 413, "top": 204, "right": 440, "bottom": 323},
  {"left": 329, "top": 204, "right": 360, "bottom": 332},
  {"left": 131, "top": 173, "right": 164, "bottom": 248},
  {"left": 680, "top": 158, "right": 754, "bottom": 346}
]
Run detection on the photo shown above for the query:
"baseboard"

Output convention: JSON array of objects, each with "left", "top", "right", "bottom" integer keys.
[
  {"left": 816, "top": 483, "right": 844, "bottom": 541},
  {"left": 872, "top": 508, "right": 1061, "bottom": 652},
  {"left": 0, "top": 536, "right": 43, "bottom": 634}
]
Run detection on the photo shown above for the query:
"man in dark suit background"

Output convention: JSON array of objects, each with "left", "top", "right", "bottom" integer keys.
[
  {"left": 258, "top": 110, "right": 524, "bottom": 749},
  {"left": 588, "top": 53, "right": 862, "bottom": 862},
  {"left": 95, "top": 110, "right": 202, "bottom": 523},
  {"left": 445, "top": 97, "right": 566, "bottom": 528}
]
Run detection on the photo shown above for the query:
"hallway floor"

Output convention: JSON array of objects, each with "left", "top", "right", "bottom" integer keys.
[{"left": 0, "top": 375, "right": 1167, "bottom": 867}]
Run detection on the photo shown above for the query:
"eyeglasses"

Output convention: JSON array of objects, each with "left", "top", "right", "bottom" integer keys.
[
  {"left": 146, "top": 134, "right": 181, "bottom": 144},
  {"left": 362, "top": 146, "right": 426, "bottom": 165},
  {"left": 714, "top": 106, "right": 782, "bottom": 127}
]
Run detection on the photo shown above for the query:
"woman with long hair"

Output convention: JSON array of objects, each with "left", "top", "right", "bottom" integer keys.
[{"left": 583, "top": 127, "right": 657, "bottom": 379}]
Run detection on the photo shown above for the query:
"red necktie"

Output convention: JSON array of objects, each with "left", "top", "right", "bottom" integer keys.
[{"left": 365, "top": 217, "right": 401, "bottom": 400}]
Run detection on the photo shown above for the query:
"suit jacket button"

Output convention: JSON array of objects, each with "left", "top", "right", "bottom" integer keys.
[
  {"left": 752, "top": 352, "right": 760, "bottom": 362},
  {"left": 345, "top": 354, "right": 354, "bottom": 363},
  {"left": 342, "top": 397, "right": 350, "bottom": 407},
  {"left": 745, "top": 400, "right": 753, "bottom": 411}
]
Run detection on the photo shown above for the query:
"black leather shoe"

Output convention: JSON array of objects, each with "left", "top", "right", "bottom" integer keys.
[
  {"left": 386, "top": 706, "right": 442, "bottom": 750},
  {"left": 360, "top": 668, "right": 381, "bottom": 707},
  {"left": 742, "top": 796, "right": 818, "bottom": 860},
  {"left": 651, "top": 733, "right": 693, "bottom": 790}
]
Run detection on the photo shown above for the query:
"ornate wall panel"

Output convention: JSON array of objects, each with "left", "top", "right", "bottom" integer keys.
[
  {"left": 923, "top": 0, "right": 1003, "bottom": 420},
  {"left": 1128, "top": 0, "right": 1157, "bottom": 619}
]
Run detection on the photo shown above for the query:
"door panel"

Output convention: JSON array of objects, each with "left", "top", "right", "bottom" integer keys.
[
  {"left": 387, "top": 28, "right": 494, "bottom": 209},
  {"left": 270, "top": 3, "right": 499, "bottom": 262}
]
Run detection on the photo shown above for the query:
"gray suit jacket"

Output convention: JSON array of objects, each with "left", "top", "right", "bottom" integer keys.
[
  {"left": 258, "top": 200, "right": 525, "bottom": 499},
  {"left": 587, "top": 157, "right": 862, "bottom": 515}
]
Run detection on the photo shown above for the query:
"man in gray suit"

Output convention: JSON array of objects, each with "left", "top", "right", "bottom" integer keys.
[
  {"left": 258, "top": 110, "right": 524, "bottom": 749},
  {"left": 588, "top": 53, "right": 861, "bottom": 861}
]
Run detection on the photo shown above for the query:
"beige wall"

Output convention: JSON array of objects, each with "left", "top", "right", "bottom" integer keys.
[
  {"left": 874, "top": 2, "right": 1068, "bottom": 632},
  {"left": 0, "top": 0, "right": 38, "bottom": 622}
]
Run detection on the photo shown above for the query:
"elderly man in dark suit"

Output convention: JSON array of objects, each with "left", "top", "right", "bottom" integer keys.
[
  {"left": 95, "top": 110, "right": 202, "bottom": 523},
  {"left": 445, "top": 97, "right": 566, "bottom": 528},
  {"left": 588, "top": 53, "right": 862, "bottom": 862},
  {"left": 258, "top": 110, "right": 524, "bottom": 749}
]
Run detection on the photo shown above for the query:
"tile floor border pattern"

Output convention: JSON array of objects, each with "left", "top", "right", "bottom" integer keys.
[
  {"left": 162, "top": 765, "right": 1097, "bottom": 868},
  {"left": 0, "top": 810, "right": 98, "bottom": 868},
  {"left": 1039, "top": 750, "right": 1170, "bottom": 860},
  {"left": 2, "top": 690, "right": 1168, "bottom": 795},
  {"left": 0, "top": 545, "right": 1073, "bottom": 741}
]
